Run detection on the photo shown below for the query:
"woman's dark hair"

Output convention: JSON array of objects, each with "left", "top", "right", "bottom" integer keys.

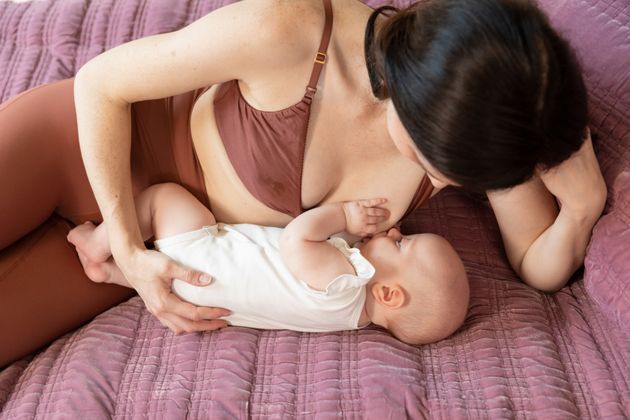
[{"left": 366, "top": 0, "right": 587, "bottom": 192}]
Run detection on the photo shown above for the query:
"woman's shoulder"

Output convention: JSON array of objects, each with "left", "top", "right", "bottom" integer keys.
[
  {"left": 214, "top": 0, "right": 369, "bottom": 61},
  {"left": 196, "top": 0, "right": 336, "bottom": 87},
  {"left": 224, "top": 0, "right": 328, "bottom": 60}
]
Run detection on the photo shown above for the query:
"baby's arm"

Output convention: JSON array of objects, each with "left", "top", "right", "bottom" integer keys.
[{"left": 279, "top": 199, "right": 388, "bottom": 291}]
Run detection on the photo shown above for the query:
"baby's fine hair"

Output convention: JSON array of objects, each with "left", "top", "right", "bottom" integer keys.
[{"left": 388, "top": 235, "right": 469, "bottom": 345}]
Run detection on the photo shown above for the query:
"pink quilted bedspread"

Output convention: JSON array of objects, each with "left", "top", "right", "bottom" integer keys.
[{"left": 0, "top": 0, "right": 628, "bottom": 418}]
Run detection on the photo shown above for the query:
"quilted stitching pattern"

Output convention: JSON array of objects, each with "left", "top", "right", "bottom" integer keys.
[
  {"left": 540, "top": 0, "right": 630, "bottom": 333},
  {"left": 0, "top": 0, "right": 629, "bottom": 418}
]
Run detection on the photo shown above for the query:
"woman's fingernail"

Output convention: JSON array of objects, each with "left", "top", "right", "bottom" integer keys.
[{"left": 200, "top": 274, "right": 212, "bottom": 285}]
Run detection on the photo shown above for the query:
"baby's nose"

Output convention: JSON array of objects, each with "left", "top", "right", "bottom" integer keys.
[{"left": 387, "top": 228, "right": 402, "bottom": 240}]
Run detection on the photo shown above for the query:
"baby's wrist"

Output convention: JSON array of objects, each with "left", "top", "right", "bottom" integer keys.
[
  {"left": 341, "top": 201, "right": 361, "bottom": 234},
  {"left": 339, "top": 201, "right": 351, "bottom": 225}
]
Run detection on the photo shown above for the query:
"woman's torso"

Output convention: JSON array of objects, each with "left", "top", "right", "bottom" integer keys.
[{"left": 189, "top": 0, "right": 428, "bottom": 227}]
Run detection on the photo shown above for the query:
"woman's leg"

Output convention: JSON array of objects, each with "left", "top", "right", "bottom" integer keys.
[
  {"left": 0, "top": 79, "right": 208, "bottom": 368},
  {"left": 0, "top": 80, "right": 86, "bottom": 247},
  {"left": 0, "top": 79, "right": 133, "bottom": 368},
  {"left": 0, "top": 215, "right": 136, "bottom": 367}
]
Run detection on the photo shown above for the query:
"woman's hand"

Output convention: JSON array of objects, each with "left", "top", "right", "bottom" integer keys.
[
  {"left": 117, "top": 247, "right": 230, "bottom": 334},
  {"left": 539, "top": 128, "right": 607, "bottom": 222},
  {"left": 489, "top": 127, "right": 607, "bottom": 292}
]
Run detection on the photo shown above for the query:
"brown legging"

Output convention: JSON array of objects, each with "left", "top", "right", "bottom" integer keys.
[{"left": 0, "top": 78, "right": 209, "bottom": 367}]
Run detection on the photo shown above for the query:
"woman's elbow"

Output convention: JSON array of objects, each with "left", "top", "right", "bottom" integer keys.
[
  {"left": 73, "top": 61, "right": 106, "bottom": 106},
  {"left": 74, "top": 59, "right": 99, "bottom": 90},
  {"left": 522, "top": 275, "right": 567, "bottom": 293},
  {"left": 518, "top": 259, "right": 582, "bottom": 293}
]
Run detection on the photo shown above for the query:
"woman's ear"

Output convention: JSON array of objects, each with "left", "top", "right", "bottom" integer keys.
[{"left": 372, "top": 283, "right": 405, "bottom": 309}]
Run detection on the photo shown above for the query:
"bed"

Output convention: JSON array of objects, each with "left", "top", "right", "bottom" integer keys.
[{"left": 0, "top": 0, "right": 628, "bottom": 418}]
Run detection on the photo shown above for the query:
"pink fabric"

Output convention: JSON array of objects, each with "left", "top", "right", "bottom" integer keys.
[
  {"left": 0, "top": 0, "right": 628, "bottom": 418},
  {"left": 543, "top": 0, "right": 630, "bottom": 333}
]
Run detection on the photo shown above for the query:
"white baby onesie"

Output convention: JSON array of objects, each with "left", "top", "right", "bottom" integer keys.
[{"left": 153, "top": 223, "right": 375, "bottom": 332}]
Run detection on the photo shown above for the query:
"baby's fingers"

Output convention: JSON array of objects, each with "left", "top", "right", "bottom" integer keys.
[
  {"left": 359, "top": 198, "right": 388, "bottom": 208},
  {"left": 358, "top": 224, "right": 379, "bottom": 236},
  {"left": 366, "top": 215, "right": 386, "bottom": 225},
  {"left": 366, "top": 207, "right": 389, "bottom": 218}
]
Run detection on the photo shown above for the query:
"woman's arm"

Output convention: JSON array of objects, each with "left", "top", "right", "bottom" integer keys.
[
  {"left": 487, "top": 133, "right": 606, "bottom": 292},
  {"left": 280, "top": 199, "right": 388, "bottom": 291},
  {"left": 73, "top": 0, "right": 315, "bottom": 333}
]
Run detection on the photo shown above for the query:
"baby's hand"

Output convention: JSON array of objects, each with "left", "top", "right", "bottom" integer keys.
[{"left": 342, "top": 198, "right": 389, "bottom": 237}]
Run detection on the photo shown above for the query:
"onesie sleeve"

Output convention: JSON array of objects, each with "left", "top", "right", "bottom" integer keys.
[{"left": 311, "top": 237, "right": 375, "bottom": 295}]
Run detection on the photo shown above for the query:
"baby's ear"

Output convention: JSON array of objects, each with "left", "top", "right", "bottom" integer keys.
[{"left": 372, "top": 283, "right": 405, "bottom": 309}]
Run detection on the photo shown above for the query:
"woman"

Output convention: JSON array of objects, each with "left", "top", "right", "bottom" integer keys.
[
  {"left": 0, "top": 0, "right": 605, "bottom": 367},
  {"left": 370, "top": 0, "right": 606, "bottom": 291}
]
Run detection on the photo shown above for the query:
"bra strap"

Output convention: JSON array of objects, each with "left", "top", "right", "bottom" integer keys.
[{"left": 304, "top": 0, "right": 333, "bottom": 102}]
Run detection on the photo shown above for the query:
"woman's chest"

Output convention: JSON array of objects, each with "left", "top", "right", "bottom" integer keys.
[{"left": 190, "top": 84, "right": 424, "bottom": 226}]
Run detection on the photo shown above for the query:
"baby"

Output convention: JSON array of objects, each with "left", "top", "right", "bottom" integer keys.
[{"left": 67, "top": 183, "right": 469, "bottom": 345}]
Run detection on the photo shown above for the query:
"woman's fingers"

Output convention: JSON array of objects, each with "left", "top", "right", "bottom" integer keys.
[
  {"left": 159, "top": 294, "right": 230, "bottom": 334},
  {"left": 156, "top": 297, "right": 230, "bottom": 334},
  {"left": 163, "top": 292, "right": 230, "bottom": 321},
  {"left": 160, "top": 312, "right": 228, "bottom": 335},
  {"left": 197, "top": 305, "right": 232, "bottom": 320},
  {"left": 117, "top": 250, "right": 231, "bottom": 335},
  {"left": 168, "top": 261, "right": 213, "bottom": 286}
]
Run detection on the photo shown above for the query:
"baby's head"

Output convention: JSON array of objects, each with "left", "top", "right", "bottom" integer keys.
[{"left": 356, "top": 228, "right": 469, "bottom": 345}]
